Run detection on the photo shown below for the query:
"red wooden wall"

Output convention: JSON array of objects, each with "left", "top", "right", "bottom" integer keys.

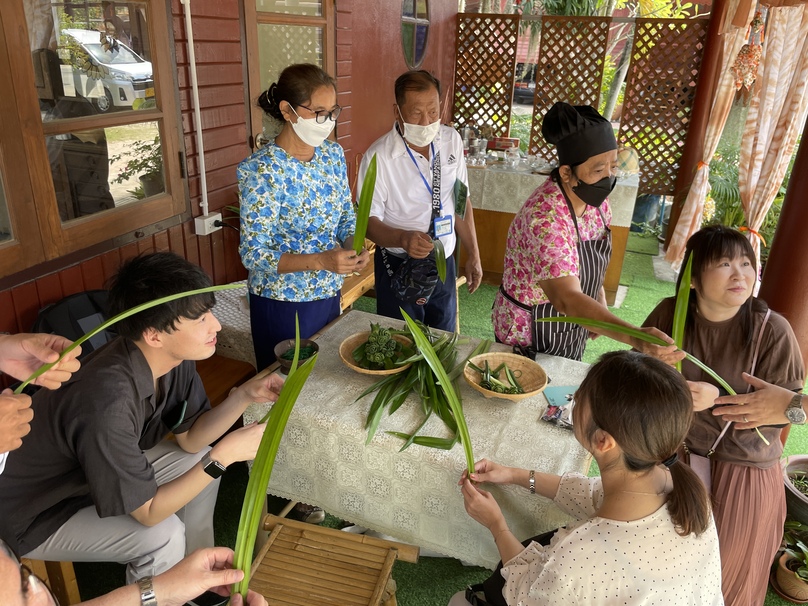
[{"left": 0, "top": 0, "right": 458, "bottom": 337}]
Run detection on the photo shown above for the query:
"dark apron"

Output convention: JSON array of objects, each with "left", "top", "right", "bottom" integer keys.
[{"left": 501, "top": 192, "right": 611, "bottom": 362}]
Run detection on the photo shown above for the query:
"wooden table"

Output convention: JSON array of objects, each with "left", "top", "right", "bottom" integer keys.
[{"left": 242, "top": 310, "right": 592, "bottom": 569}]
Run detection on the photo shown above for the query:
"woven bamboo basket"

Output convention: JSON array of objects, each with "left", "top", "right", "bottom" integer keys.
[
  {"left": 463, "top": 352, "right": 547, "bottom": 402},
  {"left": 339, "top": 332, "right": 413, "bottom": 376}
]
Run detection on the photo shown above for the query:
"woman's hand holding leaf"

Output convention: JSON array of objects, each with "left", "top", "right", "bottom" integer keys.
[
  {"left": 460, "top": 478, "right": 506, "bottom": 532},
  {"left": 630, "top": 327, "right": 684, "bottom": 365},
  {"left": 460, "top": 458, "right": 513, "bottom": 487},
  {"left": 209, "top": 422, "right": 266, "bottom": 467},
  {"left": 320, "top": 247, "right": 369, "bottom": 275},
  {"left": 688, "top": 380, "right": 720, "bottom": 412},
  {"left": 352, "top": 247, "right": 371, "bottom": 270}
]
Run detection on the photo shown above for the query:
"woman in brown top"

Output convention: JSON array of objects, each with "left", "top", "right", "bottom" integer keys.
[{"left": 643, "top": 225, "right": 804, "bottom": 606}]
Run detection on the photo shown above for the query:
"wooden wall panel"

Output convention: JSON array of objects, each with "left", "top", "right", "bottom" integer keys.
[
  {"left": 0, "top": 291, "right": 16, "bottom": 333},
  {"left": 58, "top": 266, "right": 84, "bottom": 298},
  {"left": 11, "top": 282, "right": 40, "bottom": 333},
  {"left": 79, "top": 257, "right": 105, "bottom": 291},
  {"left": 100, "top": 250, "right": 122, "bottom": 284},
  {"left": 2, "top": 0, "right": 441, "bottom": 345},
  {"left": 35, "top": 274, "right": 64, "bottom": 310}
]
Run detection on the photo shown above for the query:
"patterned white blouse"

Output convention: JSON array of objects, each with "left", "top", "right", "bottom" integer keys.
[{"left": 500, "top": 473, "right": 724, "bottom": 605}]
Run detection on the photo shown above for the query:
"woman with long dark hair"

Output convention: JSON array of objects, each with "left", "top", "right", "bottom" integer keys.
[
  {"left": 449, "top": 351, "right": 722, "bottom": 605},
  {"left": 643, "top": 225, "right": 804, "bottom": 605}
]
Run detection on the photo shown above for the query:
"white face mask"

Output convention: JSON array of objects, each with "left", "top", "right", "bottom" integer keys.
[
  {"left": 398, "top": 107, "right": 440, "bottom": 147},
  {"left": 290, "top": 106, "right": 335, "bottom": 147}
]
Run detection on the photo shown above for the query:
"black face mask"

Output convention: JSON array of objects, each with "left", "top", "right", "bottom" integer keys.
[{"left": 572, "top": 175, "right": 616, "bottom": 208}]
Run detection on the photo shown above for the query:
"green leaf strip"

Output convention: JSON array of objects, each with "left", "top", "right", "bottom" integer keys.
[
  {"left": 14, "top": 283, "right": 243, "bottom": 394},
  {"left": 672, "top": 253, "right": 693, "bottom": 374},
  {"left": 232, "top": 316, "right": 318, "bottom": 598},
  {"left": 534, "top": 316, "right": 770, "bottom": 445},
  {"left": 434, "top": 238, "right": 447, "bottom": 283},
  {"left": 401, "top": 310, "right": 475, "bottom": 473},
  {"left": 354, "top": 154, "right": 377, "bottom": 255}
]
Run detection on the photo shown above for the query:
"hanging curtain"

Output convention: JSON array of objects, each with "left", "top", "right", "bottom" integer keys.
[
  {"left": 738, "top": 3, "right": 808, "bottom": 265},
  {"left": 665, "top": 0, "right": 757, "bottom": 269}
]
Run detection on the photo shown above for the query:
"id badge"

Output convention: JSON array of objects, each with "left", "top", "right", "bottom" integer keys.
[{"left": 433, "top": 215, "right": 453, "bottom": 238}]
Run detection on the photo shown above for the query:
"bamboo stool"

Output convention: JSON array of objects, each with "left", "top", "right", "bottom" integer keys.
[{"left": 249, "top": 514, "right": 419, "bottom": 606}]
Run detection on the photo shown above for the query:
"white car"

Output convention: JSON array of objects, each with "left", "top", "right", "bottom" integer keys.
[{"left": 59, "top": 28, "right": 154, "bottom": 113}]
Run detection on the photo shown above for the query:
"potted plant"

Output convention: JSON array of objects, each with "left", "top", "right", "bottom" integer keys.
[
  {"left": 111, "top": 136, "right": 163, "bottom": 198},
  {"left": 778, "top": 521, "right": 808, "bottom": 602},
  {"left": 784, "top": 456, "right": 808, "bottom": 526}
]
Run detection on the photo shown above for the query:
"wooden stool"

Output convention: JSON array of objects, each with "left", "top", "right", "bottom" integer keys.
[
  {"left": 21, "top": 558, "right": 81, "bottom": 605},
  {"left": 249, "top": 514, "right": 419, "bottom": 605}
]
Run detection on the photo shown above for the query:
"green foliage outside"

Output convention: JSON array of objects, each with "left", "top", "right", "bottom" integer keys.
[
  {"left": 703, "top": 103, "right": 797, "bottom": 265},
  {"left": 510, "top": 114, "right": 533, "bottom": 154}
]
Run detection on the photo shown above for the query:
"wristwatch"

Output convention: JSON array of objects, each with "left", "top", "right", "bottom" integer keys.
[
  {"left": 201, "top": 452, "right": 227, "bottom": 479},
  {"left": 786, "top": 393, "right": 807, "bottom": 425},
  {"left": 137, "top": 575, "right": 157, "bottom": 606}
]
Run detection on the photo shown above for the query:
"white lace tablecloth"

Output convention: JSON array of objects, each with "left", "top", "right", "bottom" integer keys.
[
  {"left": 467, "top": 167, "right": 639, "bottom": 227},
  {"left": 243, "top": 310, "right": 591, "bottom": 569},
  {"left": 213, "top": 282, "right": 255, "bottom": 368}
]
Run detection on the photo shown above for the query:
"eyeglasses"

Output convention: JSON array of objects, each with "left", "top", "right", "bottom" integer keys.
[
  {"left": 0, "top": 539, "right": 60, "bottom": 606},
  {"left": 296, "top": 104, "right": 342, "bottom": 124}
]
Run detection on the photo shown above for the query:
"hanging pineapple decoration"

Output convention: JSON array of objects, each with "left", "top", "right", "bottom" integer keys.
[{"left": 731, "top": 10, "right": 766, "bottom": 101}]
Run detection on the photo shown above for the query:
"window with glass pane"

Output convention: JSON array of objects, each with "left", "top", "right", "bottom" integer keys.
[
  {"left": 29, "top": 0, "right": 166, "bottom": 223},
  {"left": 256, "top": 24, "right": 323, "bottom": 141},
  {"left": 46, "top": 122, "right": 163, "bottom": 221},
  {"left": 256, "top": 0, "right": 322, "bottom": 16},
  {"left": 402, "top": 0, "right": 430, "bottom": 69}
]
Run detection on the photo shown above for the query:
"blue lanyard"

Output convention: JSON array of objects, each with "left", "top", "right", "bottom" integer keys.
[{"left": 404, "top": 142, "right": 436, "bottom": 200}]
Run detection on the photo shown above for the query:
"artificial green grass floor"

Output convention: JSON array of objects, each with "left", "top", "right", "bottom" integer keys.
[{"left": 74, "top": 234, "right": 806, "bottom": 605}]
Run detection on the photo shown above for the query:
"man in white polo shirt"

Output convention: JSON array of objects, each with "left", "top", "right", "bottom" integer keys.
[{"left": 358, "top": 70, "right": 482, "bottom": 331}]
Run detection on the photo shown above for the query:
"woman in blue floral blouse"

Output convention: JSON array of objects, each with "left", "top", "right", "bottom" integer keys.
[{"left": 238, "top": 64, "right": 369, "bottom": 371}]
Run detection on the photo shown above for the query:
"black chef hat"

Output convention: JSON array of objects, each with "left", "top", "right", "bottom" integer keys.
[{"left": 541, "top": 102, "right": 617, "bottom": 167}]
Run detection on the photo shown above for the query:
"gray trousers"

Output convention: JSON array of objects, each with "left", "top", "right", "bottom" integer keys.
[{"left": 24, "top": 440, "right": 220, "bottom": 583}]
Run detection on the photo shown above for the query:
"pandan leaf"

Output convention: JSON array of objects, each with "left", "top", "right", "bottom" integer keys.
[
  {"left": 386, "top": 432, "right": 458, "bottom": 450},
  {"left": 354, "top": 153, "right": 377, "bottom": 255},
  {"left": 14, "top": 283, "right": 242, "bottom": 394},
  {"left": 402, "top": 310, "right": 475, "bottom": 474},
  {"left": 434, "top": 238, "right": 447, "bottom": 282},
  {"left": 671, "top": 253, "right": 693, "bottom": 373},
  {"left": 534, "top": 316, "right": 770, "bottom": 446},
  {"left": 232, "top": 315, "right": 318, "bottom": 599}
]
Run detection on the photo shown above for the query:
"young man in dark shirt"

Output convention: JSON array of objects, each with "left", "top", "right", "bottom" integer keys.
[{"left": 0, "top": 252, "right": 283, "bottom": 586}]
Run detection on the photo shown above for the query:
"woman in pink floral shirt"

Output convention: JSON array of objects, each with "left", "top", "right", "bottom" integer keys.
[{"left": 492, "top": 103, "right": 678, "bottom": 362}]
